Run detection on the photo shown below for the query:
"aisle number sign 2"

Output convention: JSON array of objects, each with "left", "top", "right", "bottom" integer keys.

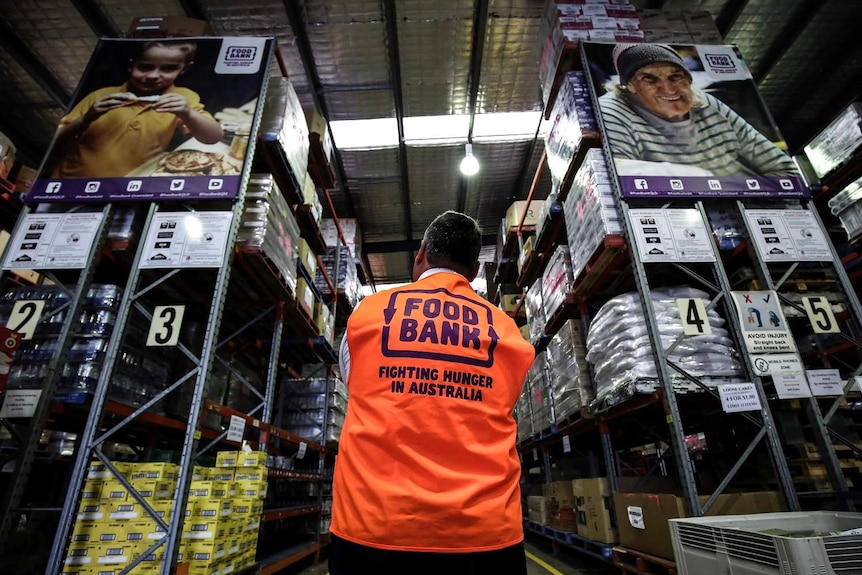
[
  {"left": 676, "top": 298, "right": 712, "bottom": 335},
  {"left": 801, "top": 296, "right": 840, "bottom": 334},
  {"left": 147, "top": 305, "right": 185, "bottom": 347},
  {"left": 7, "top": 300, "right": 46, "bottom": 340}
]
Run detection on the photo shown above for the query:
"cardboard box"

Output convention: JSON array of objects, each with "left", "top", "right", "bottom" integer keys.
[
  {"left": 500, "top": 292, "right": 523, "bottom": 313},
  {"left": 544, "top": 480, "right": 578, "bottom": 532},
  {"left": 527, "top": 495, "right": 549, "bottom": 525},
  {"left": 216, "top": 451, "right": 239, "bottom": 467},
  {"left": 572, "top": 477, "right": 617, "bottom": 544},
  {"left": 295, "top": 276, "right": 315, "bottom": 318},
  {"left": 613, "top": 490, "right": 783, "bottom": 560},
  {"left": 506, "top": 200, "right": 545, "bottom": 231},
  {"left": 314, "top": 301, "right": 334, "bottom": 344},
  {"left": 236, "top": 451, "right": 268, "bottom": 468},
  {"left": 297, "top": 237, "right": 317, "bottom": 277},
  {"left": 126, "top": 16, "right": 214, "bottom": 38},
  {"left": 128, "top": 462, "right": 179, "bottom": 482}
]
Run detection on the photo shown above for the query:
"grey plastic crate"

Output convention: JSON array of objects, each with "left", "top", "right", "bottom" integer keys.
[{"left": 669, "top": 511, "right": 862, "bottom": 575}]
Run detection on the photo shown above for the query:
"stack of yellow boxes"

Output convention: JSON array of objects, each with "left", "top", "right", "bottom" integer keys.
[
  {"left": 65, "top": 460, "right": 177, "bottom": 574},
  {"left": 63, "top": 454, "right": 267, "bottom": 575},
  {"left": 180, "top": 450, "right": 267, "bottom": 574}
]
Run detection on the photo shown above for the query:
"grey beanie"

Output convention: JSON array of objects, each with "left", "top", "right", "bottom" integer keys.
[{"left": 613, "top": 43, "right": 692, "bottom": 86}]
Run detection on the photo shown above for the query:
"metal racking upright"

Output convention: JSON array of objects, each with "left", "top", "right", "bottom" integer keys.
[{"left": 0, "top": 203, "right": 114, "bottom": 556}]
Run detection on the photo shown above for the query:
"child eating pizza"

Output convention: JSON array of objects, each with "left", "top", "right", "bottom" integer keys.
[{"left": 48, "top": 40, "right": 224, "bottom": 178}]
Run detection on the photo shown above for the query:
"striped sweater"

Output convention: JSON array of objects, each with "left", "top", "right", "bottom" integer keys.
[{"left": 598, "top": 90, "right": 798, "bottom": 177}]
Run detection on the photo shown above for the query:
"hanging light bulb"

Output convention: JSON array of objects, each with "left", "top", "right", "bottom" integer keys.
[{"left": 460, "top": 143, "right": 480, "bottom": 176}]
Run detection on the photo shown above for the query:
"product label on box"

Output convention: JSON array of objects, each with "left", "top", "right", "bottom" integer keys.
[
  {"left": 806, "top": 369, "right": 844, "bottom": 396},
  {"left": 627, "top": 506, "right": 645, "bottom": 529}
]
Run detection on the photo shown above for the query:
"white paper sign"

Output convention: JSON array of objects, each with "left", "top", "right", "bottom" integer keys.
[
  {"left": 629, "top": 209, "right": 716, "bottom": 263},
  {"left": 697, "top": 45, "right": 751, "bottom": 82},
  {"left": 7, "top": 300, "right": 46, "bottom": 340},
  {"left": 146, "top": 305, "right": 185, "bottom": 347},
  {"left": 2, "top": 212, "right": 104, "bottom": 269},
  {"left": 744, "top": 209, "right": 832, "bottom": 262},
  {"left": 0, "top": 389, "right": 42, "bottom": 417},
  {"left": 772, "top": 373, "right": 812, "bottom": 399},
  {"left": 719, "top": 383, "right": 762, "bottom": 413},
  {"left": 801, "top": 296, "right": 840, "bottom": 334},
  {"left": 140, "top": 212, "right": 234, "bottom": 268},
  {"left": 226, "top": 415, "right": 246, "bottom": 443},
  {"left": 562, "top": 435, "right": 571, "bottom": 453},
  {"left": 731, "top": 291, "right": 796, "bottom": 353},
  {"left": 806, "top": 369, "right": 844, "bottom": 396},
  {"left": 296, "top": 442, "right": 307, "bottom": 460},
  {"left": 627, "top": 506, "right": 645, "bottom": 529},
  {"left": 751, "top": 353, "right": 804, "bottom": 376}
]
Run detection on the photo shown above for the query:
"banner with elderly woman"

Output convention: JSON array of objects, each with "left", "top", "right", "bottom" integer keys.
[{"left": 581, "top": 42, "right": 807, "bottom": 198}]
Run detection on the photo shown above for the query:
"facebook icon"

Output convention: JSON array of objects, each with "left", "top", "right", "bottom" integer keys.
[
  {"left": 46, "top": 182, "right": 62, "bottom": 194},
  {"left": 634, "top": 179, "right": 648, "bottom": 190}
]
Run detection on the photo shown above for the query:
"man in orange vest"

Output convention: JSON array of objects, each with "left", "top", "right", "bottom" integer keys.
[{"left": 330, "top": 210, "right": 536, "bottom": 574}]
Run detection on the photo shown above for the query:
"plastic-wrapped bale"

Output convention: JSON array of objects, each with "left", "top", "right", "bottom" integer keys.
[
  {"left": 259, "top": 76, "right": 309, "bottom": 182},
  {"left": 316, "top": 245, "right": 363, "bottom": 310},
  {"left": 541, "top": 245, "right": 574, "bottom": 321},
  {"left": 278, "top": 376, "right": 349, "bottom": 443},
  {"left": 527, "top": 351, "right": 553, "bottom": 435},
  {"left": 545, "top": 71, "right": 598, "bottom": 185},
  {"left": 525, "top": 278, "right": 546, "bottom": 344},
  {"left": 563, "top": 149, "right": 624, "bottom": 283},
  {"left": 586, "top": 287, "right": 743, "bottom": 408},
  {"left": 237, "top": 175, "right": 301, "bottom": 293},
  {"left": 546, "top": 318, "right": 592, "bottom": 419}
]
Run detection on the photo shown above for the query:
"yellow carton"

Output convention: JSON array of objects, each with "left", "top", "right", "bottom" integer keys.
[
  {"left": 108, "top": 501, "right": 142, "bottom": 521},
  {"left": 88, "top": 461, "right": 131, "bottom": 480},
  {"left": 215, "top": 451, "right": 239, "bottom": 467},
  {"left": 128, "top": 479, "right": 174, "bottom": 500},
  {"left": 95, "top": 542, "right": 134, "bottom": 566},
  {"left": 187, "top": 538, "right": 228, "bottom": 562},
  {"left": 230, "top": 498, "right": 256, "bottom": 517},
  {"left": 192, "top": 498, "right": 231, "bottom": 519},
  {"left": 77, "top": 502, "right": 108, "bottom": 522},
  {"left": 192, "top": 466, "right": 208, "bottom": 480},
  {"left": 295, "top": 277, "right": 315, "bottom": 318},
  {"left": 314, "top": 301, "right": 334, "bottom": 345},
  {"left": 182, "top": 518, "right": 226, "bottom": 540},
  {"left": 100, "top": 480, "right": 130, "bottom": 503},
  {"left": 207, "top": 469, "right": 234, "bottom": 482},
  {"left": 189, "top": 480, "right": 231, "bottom": 499},
  {"left": 236, "top": 452, "right": 268, "bottom": 468}
]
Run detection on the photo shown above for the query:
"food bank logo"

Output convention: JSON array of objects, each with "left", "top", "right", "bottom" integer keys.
[{"left": 381, "top": 288, "right": 498, "bottom": 367}]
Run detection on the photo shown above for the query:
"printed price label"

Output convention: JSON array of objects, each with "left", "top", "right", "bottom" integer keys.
[
  {"left": 227, "top": 415, "right": 245, "bottom": 443},
  {"left": 719, "top": 383, "right": 762, "bottom": 413},
  {"left": 297, "top": 442, "right": 308, "bottom": 460},
  {"left": 0, "top": 389, "right": 42, "bottom": 418},
  {"left": 562, "top": 435, "right": 571, "bottom": 453}
]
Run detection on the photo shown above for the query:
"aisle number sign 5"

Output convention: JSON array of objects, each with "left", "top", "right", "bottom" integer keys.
[
  {"left": 676, "top": 298, "right": 712, "bottom": 336},
  {"left": 801, "top": 296, "right": 839, "bottom": 334},
  {"left": 147, "top": 305, "right": 185, "bottom": 347},
  {"left": 7, "top": 300, "right": 46, "bottom": 340}
]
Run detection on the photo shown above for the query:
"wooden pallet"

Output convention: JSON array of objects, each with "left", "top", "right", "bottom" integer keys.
[{"left": 612, "top": 546, "right": 677, "bottom": 575}]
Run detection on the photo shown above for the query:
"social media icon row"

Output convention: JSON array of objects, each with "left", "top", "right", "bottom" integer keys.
[
  {"left": 632, "top": 178, "right": 797, "bottom": 192},
  {"left": 44, "top": 179, "right": 226, "bottom": 194}
]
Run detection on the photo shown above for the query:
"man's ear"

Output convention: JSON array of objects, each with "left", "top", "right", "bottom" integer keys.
[{"left": 466, "top": 260, "right": 479, "bottom": 282}]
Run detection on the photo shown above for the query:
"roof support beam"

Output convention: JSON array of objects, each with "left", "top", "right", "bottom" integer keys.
[
  {"left": 178, "top": 0, "right": 209, "bottom": 22},
  {"left": 752, "top": 0, "right": 823, "bottom": 84},
  {"left": 70, "top": 0, "right": 122, "bottom": 38},
  {"left": 364, "top": 234, "right": 497, "bottom": 254},
  {"left": 457, "top": 0, "right": 490, "bottom": 215},
  {"left": 715, "top": 0, "right": 749, "bottom": 39},
  {"left": 282, "top": 5, "right": 363, "bottom": 220},
  {"left": 0, "top": 19, "right": 71, "bottom": 108},
  {"left": 381, "top": 0, "right": 415, "bottom": 263}
]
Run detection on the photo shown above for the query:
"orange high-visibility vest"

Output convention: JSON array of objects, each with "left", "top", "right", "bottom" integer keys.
[{"left": 331, "top": 271, "right": 535, "bottom": 552}]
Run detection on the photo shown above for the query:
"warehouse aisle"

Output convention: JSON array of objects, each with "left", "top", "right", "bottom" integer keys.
[{"left": 291, "top": 536, "right": 616, "bottom": 575}]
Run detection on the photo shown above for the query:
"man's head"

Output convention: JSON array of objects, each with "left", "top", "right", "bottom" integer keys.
[
  {"left": 614, "top": 44, "right": 694, "bottom": 122},
  {"left": 413, "top": 210, "right": 482, "bottom": 282}
]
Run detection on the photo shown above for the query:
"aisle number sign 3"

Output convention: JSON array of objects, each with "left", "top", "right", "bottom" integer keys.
[{"left": 147, "top": 305, "right": 185, "bottom": 347}]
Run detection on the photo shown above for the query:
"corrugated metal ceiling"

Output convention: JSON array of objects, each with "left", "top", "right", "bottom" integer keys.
[{"left": 0, "top": 0, "right": 858, "bottom": 287}]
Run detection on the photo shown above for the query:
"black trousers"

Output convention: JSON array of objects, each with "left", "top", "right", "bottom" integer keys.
[{"left": 328, "top": 534, "right": 529, "bottom": 575}]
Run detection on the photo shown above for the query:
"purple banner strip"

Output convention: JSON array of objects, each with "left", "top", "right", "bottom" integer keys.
[
  {"left": 619, "top": 175, "right": 809, "bottom": 198},
  {"left": 26, "top": 176, "right": 242, "bottom": 203}
]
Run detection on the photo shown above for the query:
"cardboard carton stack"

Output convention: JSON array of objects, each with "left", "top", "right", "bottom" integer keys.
[
  {"left": 260, "top": 77, "right": 309, "bottom": 186},
  {"left": 67, "top": 458, "right": 263, "bottom": 574},
  {"left": 638, "top": 10, "right": 723, "bottom": 44},
  {"left": 545, "top": 71, "right": 597, "bottom": 187},
  {"left": 279, "top": 377, "right": 348, "bottom": 444},
  {"left": 537, "top": 0, "right": 644, "bottom": 109},
  {"left": 563, "top": 149, "right": 624, "bottom": 285},
  {"left": 541, "top": 244, "right": 575, "bottom": 321},
  {"left": 572, "top": 477, "right": 617, "bottom": 544},
  {"left": 546, "top": 318, "right": 592, "bottom": 420},
  {"left": 524, "top": 278, "right": 546, "bottom": 345},
  {"left": 526, "top": 351, "right": 553, "bottom": 435},
  {"left": 544, "top": 481, "right": 578, "bottom": 532}
]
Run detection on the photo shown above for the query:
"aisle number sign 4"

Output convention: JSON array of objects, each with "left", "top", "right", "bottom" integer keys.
[
  {"left": 801, "top": 296, "right": 840, "bottom": 334},
  {"left": 676, "top": 298, "right": 712, "bottom": 335},
  {"left": 147, "top": 305, "right": 185, "bottom": 347}
]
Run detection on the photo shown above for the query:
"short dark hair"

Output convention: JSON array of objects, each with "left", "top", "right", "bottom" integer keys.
[
  {"left": 136, "top": 41, "right": 197, "bottom": 64},
  {"left": 423, "top": 211, "right": 482, "bottom": 275}
]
